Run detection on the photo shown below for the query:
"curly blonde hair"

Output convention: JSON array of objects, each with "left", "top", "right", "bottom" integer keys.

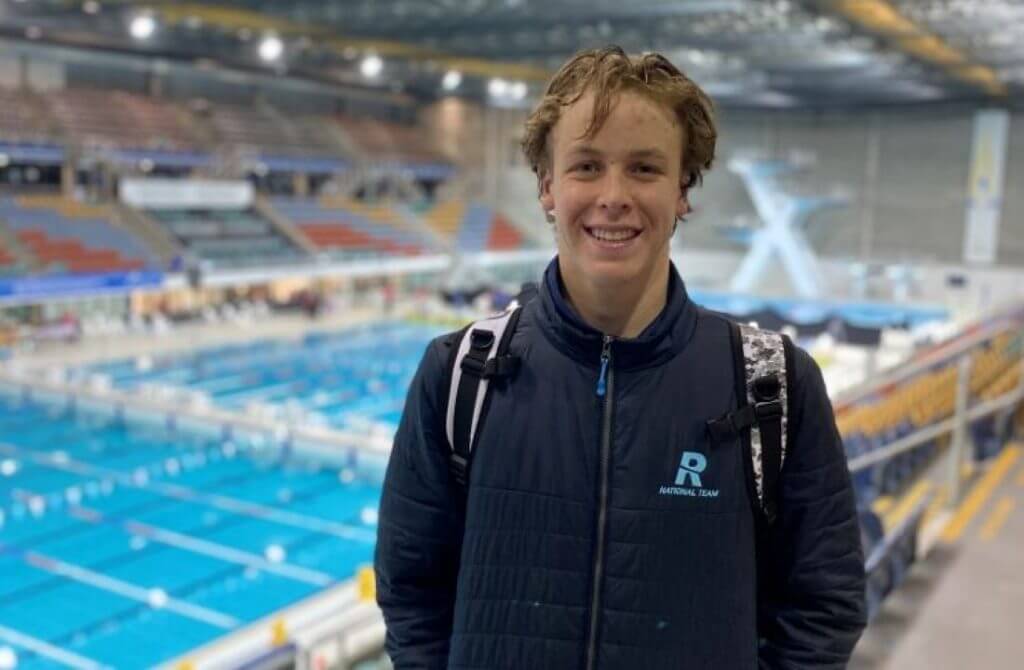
[{"left": 521, "top": 45, "right": 717, "bottom": 191}]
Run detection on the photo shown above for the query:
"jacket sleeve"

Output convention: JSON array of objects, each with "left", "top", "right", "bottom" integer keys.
[
  {"left": 374, "top": 338, "right": 464, "bottom": 670},
  {"left": 758, "top": 346, "right": 868, "bottom": 669}
]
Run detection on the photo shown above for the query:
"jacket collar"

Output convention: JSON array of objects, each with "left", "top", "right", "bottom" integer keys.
[{"left": 533, "top": 257, "right": 699, "bottom": 370}]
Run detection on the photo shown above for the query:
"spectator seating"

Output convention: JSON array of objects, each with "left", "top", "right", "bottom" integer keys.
[
  {"left": 208, "top": 104, "right": 335, "bottom": 157},
  {"left": 148, "top": 208, "right": 307, "bottom": 268},
  {"left": 49, "top": 88, "right": 198, "bottom": 151},
  {"left": 0, "top": 85, "right": 458, "bottom": 174},
  {"left": 0, "top": 242, "right": 22, "bottom": 277},
  {"left": 0, "top": 195, "right": 159, "bottom": 274},
  {"left": 334, "top": 115, "right": 448, "bottom": 166},
  {"left": 422, "top": 200, "right": 526, "bottom": 252},
  {"left": 0, "top": 86, "right": 58, "bottom": 145},
  {"left": 837, "top": 331, "right": 1021, "bottom": 502},
  {"left": 271, "top": 197, "right": 437, "bottom": 260}
]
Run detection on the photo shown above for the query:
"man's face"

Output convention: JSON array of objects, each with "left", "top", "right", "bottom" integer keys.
[{"left": 540, "top": 89, "right": 688, "bottom": 291}]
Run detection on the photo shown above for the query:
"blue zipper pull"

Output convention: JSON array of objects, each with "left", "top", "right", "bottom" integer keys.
[{"left": 596, "top": 336, "right": 612, "bottom": 397}]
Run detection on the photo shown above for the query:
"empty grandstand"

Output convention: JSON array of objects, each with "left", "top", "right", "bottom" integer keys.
[
  {"left": 0, "top": 196, "right": 160, "bottom": 275},
  {"left": 148, "top": 208, "right": 307, "bottom": 269},
  {"left": 272, "top": 197, "right": 438, "bottom": 260}
]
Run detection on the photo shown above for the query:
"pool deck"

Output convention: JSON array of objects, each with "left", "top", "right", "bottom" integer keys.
[{"left": 5, "top": 302, "right": 436, "bottom": 369}]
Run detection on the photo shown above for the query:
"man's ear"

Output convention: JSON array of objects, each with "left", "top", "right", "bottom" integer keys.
[
  {"left": 676, "top": 184, "right": 690, "bottom": 221},
  {"left": 539, "top": 173, "right": 555, "bottom": 218}
]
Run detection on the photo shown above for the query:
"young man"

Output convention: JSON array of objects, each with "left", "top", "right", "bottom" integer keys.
[{"left": 375, "top": 46, "right": 867, "bottom": 669}]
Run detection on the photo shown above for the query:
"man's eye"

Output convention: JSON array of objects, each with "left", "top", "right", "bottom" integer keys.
[
  {"left": 635, "top": 164, "right": 660, "bottom": 175},
  {"left": 573, "top": 162, "right": 598, "bottom": 173}
]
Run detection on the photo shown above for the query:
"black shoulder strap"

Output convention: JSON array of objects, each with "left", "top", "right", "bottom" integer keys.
[
  {"left": 444, "top": 305, "right": 523, "bottom": 488},
  {"left": 711, "top": 320, "right": 789, "bottom": 525}
]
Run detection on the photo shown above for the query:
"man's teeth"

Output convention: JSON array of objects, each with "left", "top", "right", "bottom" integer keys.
[{"left": 587, "top": 228, "right": 639, "bottom": 242}]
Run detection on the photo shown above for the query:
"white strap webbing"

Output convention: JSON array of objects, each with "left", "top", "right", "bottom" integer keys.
[{"left": 445, "top": 304, "right": 519, "bottom": 453}]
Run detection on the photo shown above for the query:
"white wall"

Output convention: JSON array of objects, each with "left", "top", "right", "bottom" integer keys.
[{"left": 689, "top": 107, "right": 1023, "bottom": 269}]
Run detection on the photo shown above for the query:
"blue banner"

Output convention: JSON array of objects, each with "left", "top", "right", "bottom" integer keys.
[
  {"left": 0, "top": 271, "right": 164, "bottom": 300},
  {"left": 0, "top": 141, "right": 65, "bottom": 166}
]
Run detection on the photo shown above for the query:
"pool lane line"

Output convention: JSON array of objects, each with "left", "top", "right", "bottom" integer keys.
[
  {"left": 942, "top": 445, "right": 1020, "bottom": 544},
  {"left": 8, "top": 487, "right": 335, "bottom": 587},
  {"left": 979, "top": 496, "right": 1016, "bottom": 542},
  {"left": 12, "top": 547, "right": 241, "bottom": 630},
  {"left": 0, "top": 623, "right": 110, "bottom": 670},
  {"left": 0, "top": 442, "right": 376, "bottom": 543},
  {"left": 62, "top": 503, "right": 335, "bottom": 587}
]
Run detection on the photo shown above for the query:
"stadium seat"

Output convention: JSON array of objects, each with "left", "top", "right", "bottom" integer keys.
[{"left": 0, "top": 197, "right": 159, "bottom": 274}]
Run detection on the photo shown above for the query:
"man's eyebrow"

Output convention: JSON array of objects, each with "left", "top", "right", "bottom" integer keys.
[
  {"left": 629, "top": 149, "right": 670, "bottom": 162},
  {"left": 565, "top": 146, "right": 669, "bottom": 161}
]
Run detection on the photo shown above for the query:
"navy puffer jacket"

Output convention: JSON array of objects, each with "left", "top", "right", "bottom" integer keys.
[{"left": 375, "top": 259, "right": 867, "bottom": 669}]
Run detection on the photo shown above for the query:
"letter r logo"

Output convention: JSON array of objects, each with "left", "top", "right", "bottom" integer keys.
[{"left": 675, "top": 451, "right": 707, "bottom": 488}]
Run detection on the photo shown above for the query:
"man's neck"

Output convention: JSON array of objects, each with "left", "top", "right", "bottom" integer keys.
[{"left": 560, "top": 263, "right": 670, "bottom": 339}]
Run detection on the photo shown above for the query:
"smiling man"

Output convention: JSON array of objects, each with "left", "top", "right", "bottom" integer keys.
[{"left": 376, "top": 46, "right": 867, "bottom": 669}]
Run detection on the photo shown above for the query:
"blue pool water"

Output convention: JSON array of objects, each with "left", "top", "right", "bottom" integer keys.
[
  {"left": 86, "top": 322, "right": 445, "bottom": 435},
  {"left": 0, "top": 395, "right": 385, "bottom": 669}
]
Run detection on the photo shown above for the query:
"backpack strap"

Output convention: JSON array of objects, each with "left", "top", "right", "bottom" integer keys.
[
  {"left": 708, "top": 321, "right": 790, "bottom": 524},
  {"left": 444, "top": 303, "right": 523, "bottom": 487}
]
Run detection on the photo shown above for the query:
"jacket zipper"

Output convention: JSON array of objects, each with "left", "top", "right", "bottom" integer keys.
[{"left": 585, "top": 335, "right": 614, "bottom": 670}]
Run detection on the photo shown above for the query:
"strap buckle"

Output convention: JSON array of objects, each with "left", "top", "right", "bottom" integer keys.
[
  {"left": 483, "top": 355, "right": 520, "bottom": 380},
  {"left": 754, "top": 399, "right": 783, "bottom": 420},
  {"left": 752, "top": 375, "right": 782, "bottom": 421},
  {"left": 469, "top": 329, "right": 495, "bottom": 351},
  {"left": 460, "top": 355, "right": 486, "bottom": 377}
]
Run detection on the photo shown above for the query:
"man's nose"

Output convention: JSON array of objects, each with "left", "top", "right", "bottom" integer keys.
[{"left": 597, "top": 169, "right": 632, "bottom": 219}]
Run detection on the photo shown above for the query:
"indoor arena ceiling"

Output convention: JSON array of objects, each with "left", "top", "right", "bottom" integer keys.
[{"left": 1, "top": 0, "right": 1023, "bottom": 108}]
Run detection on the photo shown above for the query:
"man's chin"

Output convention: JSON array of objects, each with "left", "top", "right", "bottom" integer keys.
[{"left": 581, "top": 261, "right": 642, "bottom": 287}]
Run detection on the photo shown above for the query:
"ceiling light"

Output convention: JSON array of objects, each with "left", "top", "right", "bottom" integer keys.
[
  {"left": 510, "top": 81, "right": 528, "bottom": 100},
  {"left": 259, "top": 35, "right": 284, "bottom": 62},
  {"left": 82, "top": 1, "right": 102, "bottom": 14},
  {"left": 488, "top": 78, "right": 509, "bottom": 97},
  {"left": 360, "top": 54, "right": 383, "bottom": 78},
  {"left": 130, "top": 15, "right": 157, "bottom": 41},
  {"left": 442, "top": 69, "right": 462, "bottom": 91}
]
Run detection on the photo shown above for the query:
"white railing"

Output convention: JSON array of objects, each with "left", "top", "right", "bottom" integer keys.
[{"left": 842, "top": 304, "right": 1023, "bottom": 523}]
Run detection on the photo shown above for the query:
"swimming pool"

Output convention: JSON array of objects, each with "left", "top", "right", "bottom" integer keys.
[
  {"left": 86, "top": 321, "right": 444, "bottom": 436},
  {"left": 0, "top": 395, "right": 383, "bottom": 669}
]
